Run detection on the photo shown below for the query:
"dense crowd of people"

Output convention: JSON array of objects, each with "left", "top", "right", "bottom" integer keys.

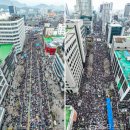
[
  {"left": 66, "top": 31, "right": 128, "bottom": 130},
  {"left": 18, "top": 38, "right": 52, "bottom": 129},
  {"left": 1, "top": 33, "right": 53, "bottom": 130}
]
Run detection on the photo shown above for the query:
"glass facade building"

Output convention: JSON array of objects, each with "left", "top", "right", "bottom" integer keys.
[{"left": 110, "top": 27, "right": 122, "bottom": 43}]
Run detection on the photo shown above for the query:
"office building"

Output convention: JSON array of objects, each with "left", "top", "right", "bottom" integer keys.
[
  {"left": 107, "top": 23, "right": 124, "bottom": 44},
  {"left": 65, "top": 23, "right": 84, "bottom": 93},
  {"left": 53, "top": 46, "right": 64, "bottom": 91},
  {"left": 101, "top": 2, "right": 113, "bottom": 33},
  {"left": 8, "top": 6, "right": 16, "bottom": 14},
  {"left": 66, "top": 19, "right": 87, "bottom": 64},
  {"left": 112, "top": 50, "right": 130, "bottom": 101},
  {"left": 66, "top": 105, "right": 77, "bottom": 130},
  {"left": 75, "top": 0, "right": 93, "bottom": 34},
  {"left": 0, "top": 44, "right": 15, "bottom": 104},
  {"left": 0, "top": 13, "right": 25, "bottom": 54},
  {"left": 111, "top": 36, "right": 130, "bottom": 101},
  {"left": 124, "top": 3, "right": 130, "bottom": 17}
]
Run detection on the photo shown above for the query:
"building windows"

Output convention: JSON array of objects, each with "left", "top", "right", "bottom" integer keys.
[
  {"left": 0, "top": 76, "right": 3, "bottom": 83},
  {"left": 124, "top": 90, "right": 130, "bottom": 100},
  {"left": 118, "top": 69, "right": 122, "bottom": 78},
  {"left": 122, "top": 81, "right": 127, "bottom": 92},
  {"left": 120, "top": 74, "right": 125, "bottom": 84}
]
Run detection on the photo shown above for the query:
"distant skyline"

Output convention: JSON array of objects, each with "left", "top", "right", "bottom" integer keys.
[
  {"left": 66, "top": 0, "right": 130, "bottom": 11},
  {"left": 2, "top": 0, "right": 129, "bottom": 11}
]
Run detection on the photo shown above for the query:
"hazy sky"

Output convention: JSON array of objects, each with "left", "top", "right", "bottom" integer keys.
[
  {"left": 17, "top": 0, "right": 65, "bottom": 6},
  {"left": 17, "top": 0, "right": 129, "bottom": 11}
]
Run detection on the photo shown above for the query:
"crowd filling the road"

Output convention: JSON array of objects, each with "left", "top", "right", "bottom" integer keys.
[
  {"left": 66, "top": 31, "right": 128, "bottom": 129},
  {"left": 1, "top": 32, "right": 63, "bottom": 130}
]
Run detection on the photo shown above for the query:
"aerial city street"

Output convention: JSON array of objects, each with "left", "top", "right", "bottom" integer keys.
[
  {"left": 0, "top": 1, "right": 64, "bottom": 129},
  {"left": 1, "top": 0, "right": 130, "bottom": 130},
  {"left": 65, "top": 0, "right": 130, "bottom": 130}
]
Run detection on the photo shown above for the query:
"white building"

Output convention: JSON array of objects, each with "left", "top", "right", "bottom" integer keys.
[
  {"left": 57, "top": 23, "right": 65, "bottom": 36},
  {"left": 43, "top": 27, "right": 55, "bottom": 36},
  {"left": 66, "top": 19, "right": 87, "bottom": 63},
  {"left": 53, "top": 46, "right": 64, "bottom": 91},
  {"left": 0, "top": 13, "right": 25, "bottom": 54},
  {"left": 101, "top": 2, "right": 113, "bottom": 33},
  {"left": 65, "top": 24, "right": 84, "bottom": 93}
]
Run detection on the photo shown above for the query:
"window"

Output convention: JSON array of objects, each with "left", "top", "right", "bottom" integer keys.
[
  {"left": 118, "top": 69, "right": 122, "bottom": 78},
  {"left": 120, "top": 74, "right": 124, "bottom": 84},
  {"left": 1, "top": 80, "right": 5, "bottom": 85},
  {"left": 0, "top": 76, "right": 3, "bottom": 82},
  {"left": 122, "top": 81, "right": 127, "bottom": 92},
  {"left": 124, "top": 90, "right": 130, "bottom": 100}
]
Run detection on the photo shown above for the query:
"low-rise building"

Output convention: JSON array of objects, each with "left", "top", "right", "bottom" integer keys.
[
  {"left": 57, "top": 23, "right": 66, "bottom": 36},
  {"left": 66, "top": 105, "right": 77, "bottom": 130},
  {"left": 43, "top": 27, "right": 55, "bottom": 36},
  {"left": 43, "top": 35, "right": 64, "bottom": 55}
]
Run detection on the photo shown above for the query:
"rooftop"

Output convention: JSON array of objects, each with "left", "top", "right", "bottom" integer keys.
[
  {"left": 0, "top": 13, "right": 21, "bottom": 21},
  {"left": 0, "top": 44, "right": 13, "bottom": 65},
  {"left": 114, "top": 36, "right": 130, "bottom": 43},
  {"left": 43, "top": 35, "right": 64, "bottom": 47},
  {"left": 110, "top": 23, "right": 122, "bottom": 27},
  {"left": 114, "top": 50, "right": 130, "bottom": 88},
  {"left": 66, "top": 27, "right": 73, "bottom": 33}
]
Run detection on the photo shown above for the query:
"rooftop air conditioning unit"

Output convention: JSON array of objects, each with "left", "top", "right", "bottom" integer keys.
[{"left": 127, "top": 56, "right": 130, "bottom": 61}]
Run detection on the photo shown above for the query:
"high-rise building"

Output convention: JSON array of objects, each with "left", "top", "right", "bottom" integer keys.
[
  {"left": 8, "top": 6, "right": 16, "bottom": 14},
  {"left": 124, "top": 3, "right": 130, "bottom": 17},
  {"left": 101, "top": 2, "right": 113, "bottom": 33},
  {"left": 100, "top": 4, "right": 103, "bottom": 13},
  {"left": 75, "top": 0, "right": 93, "bottom": 34},
  {"left": 107, "top": 23, "right": 124, "bottom": 44},
  {"left": 65, "top": 19, "right": 86, "bottom": 93},
  {"left": 0, "top": 13, "right": 25, "bottom": 54},
  {"left": 66, "top": 19, "right": 87, "bottom": 64}
]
